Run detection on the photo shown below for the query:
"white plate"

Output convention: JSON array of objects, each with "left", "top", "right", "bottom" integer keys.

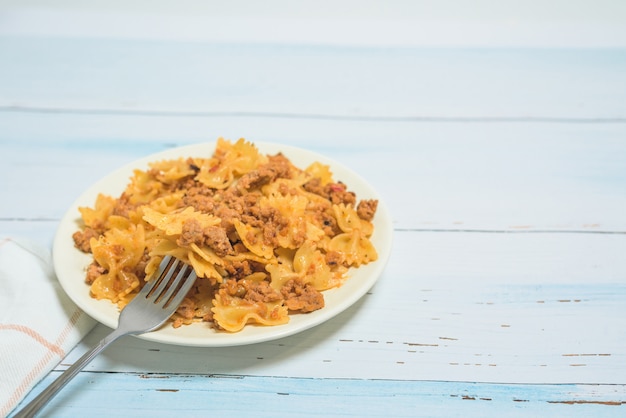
[{"left": 53, "top": 141, "right": 393, "bottom": 347}]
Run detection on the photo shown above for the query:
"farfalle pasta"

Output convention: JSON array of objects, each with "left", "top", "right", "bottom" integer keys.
[{"left": 72, "top": 138, "right": 379, "bottom": 332}]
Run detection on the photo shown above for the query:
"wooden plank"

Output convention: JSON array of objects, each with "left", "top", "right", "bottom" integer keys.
[
  {"left": 6, "top": 219, "right": 623, "bottom": 385},
  {"left": 54, "top": 230, "right": 626, "bottom": 385},
  {"left": 15, "top": 372, "right": 626, "bottom": 418},
  {"left": 1, "top": 38, "right": 625, "bottom": 119},
  {"left": 2, "top": 113, "right": 625, "bottom": 232}
]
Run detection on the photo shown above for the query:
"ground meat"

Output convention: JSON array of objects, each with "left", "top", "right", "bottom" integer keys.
[
  {"left": 203, "top": 225, "right": 233, "bottom": 257},
  {"left": 222, "top": 278, "right": 283, "bottom": 303},
  {"left": 325, "top": 250, "right": 344, "bottom": 267},
  {"left": 356, "top": 199, "right": 378, "bottom": 222},
  {"left": 237, "top": 154, "right": 293, "bottom": 191},
  {"left": 131, "top": 250, "right": 150, "bottom": 281},
  {"left": 241, "top": 203, "right": 289, "bottom": 248},
  {"left": 278, "top": 182, "right": 297, "bottom": 196},
  {"left": 173, "top": 298, "right": 196, "bottom": 328},
  {"left": 218, "top": 207, "right": 242, "bottom": 238},
  {"left": 302, "top": 177, "right": 324, "bottom": 196},
  {"left": 223, "top": 279, "right": 247, "bottom": 298},
  {"left": 210, "top": 190, "right": 247, "bottom": 235},
  {"left": 281, "top": 279, "right": 325, "bottom": 313},
  {"left": 85, "top": 262, "right": 106, "bottom": 284},
  {"left": 324, "top": 182, "right": 356, "bottom": 206},
  {"left": 244, "top": 280, "right": 283, "bottom": 303},
  {"left": 177, "top": 219, "right": 233, "bottom": 257},
  {"left": 182, "top": 193, "right": 215, "bottom": 214},
  {"left": 177, "top": 219, "right": 204, "bottom": 246},
  {"left": 267, "top": 153, "right": 294, "bottom": 178},
  {"left": 180, "top": 171, "right": 291, "bottom": 250},
  {"left": 112, "top": 193, "right": 136, "bottom": 218},
  {"left": 180, "top": 182, "right": 216, "bottom": 213},
  {"left": 72, "top": 227, "right": 100, "bottom": 253},
  {"left": 290, "top": 221, "right": 307, "bottom": 248},
  {"left": 236, "top": 170, "right": 269, "bottom": 191},
  {"left": 224, "top": 260, "right": 254, "bottom": 280},
  {"left": 303, "top": 178, "right": 356, "bottom": 206},
  {"left": 309, "top": 204, "right": 339, "bottom": 236}
]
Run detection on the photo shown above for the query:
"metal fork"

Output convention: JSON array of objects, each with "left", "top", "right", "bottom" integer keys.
[{"left": 13, "top": 255, "right": 197, "bottom": 418}]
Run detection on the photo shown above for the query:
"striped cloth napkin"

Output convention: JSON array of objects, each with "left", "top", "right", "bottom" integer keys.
[{"left": 0, "top": 238, "right": 96, "bottom": 416}]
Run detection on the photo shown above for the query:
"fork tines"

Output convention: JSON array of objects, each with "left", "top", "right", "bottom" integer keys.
[{"left": 142, "top": 256, "right": 197, "bottom": 308}]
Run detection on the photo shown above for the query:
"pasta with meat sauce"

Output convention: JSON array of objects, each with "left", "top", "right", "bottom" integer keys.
[{"left": 72, "top": 138, "right": 378, "bottom": 332}]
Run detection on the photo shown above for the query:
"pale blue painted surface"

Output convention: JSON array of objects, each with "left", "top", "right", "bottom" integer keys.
[
  {"left": 1, "top": 38, "right": 626, "bottom": 119},
  {"left": 12, "top": 373, "right": 626, "bottom": 418},
  {"left": 2, "top": 111, "right": 626, "bottom": 231},
  {"left": 2, "top": 29, "right": 626, "bottom": 417}
]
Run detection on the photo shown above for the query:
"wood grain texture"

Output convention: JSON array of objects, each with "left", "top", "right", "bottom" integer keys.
[
  {"left": 48, "top": 231, "right": 622, "bottom": 385},
  {"left": 2, "top": 112, "right": 625, "bottom": 232},
  {"left": 2, "top": 30, "right": 625, "bottom": 416},
  {"left": 1, "top": 38, "right": 625, "bottom": 119},
  {"left": 17, "top": 372, "right": 626, "bottom": 418}
]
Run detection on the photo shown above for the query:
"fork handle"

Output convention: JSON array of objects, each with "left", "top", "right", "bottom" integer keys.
[{"left": 13, "top": 328, "right": 127, "bottom": 418}]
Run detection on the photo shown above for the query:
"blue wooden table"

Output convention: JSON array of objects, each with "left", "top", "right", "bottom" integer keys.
[{"left": 2, "top": 3, "right": 626, "bottom": 417}]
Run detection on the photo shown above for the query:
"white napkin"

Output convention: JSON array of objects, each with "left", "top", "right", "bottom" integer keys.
[{"left": 0, "top": 238, "right": 96, "bottom": 416}]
